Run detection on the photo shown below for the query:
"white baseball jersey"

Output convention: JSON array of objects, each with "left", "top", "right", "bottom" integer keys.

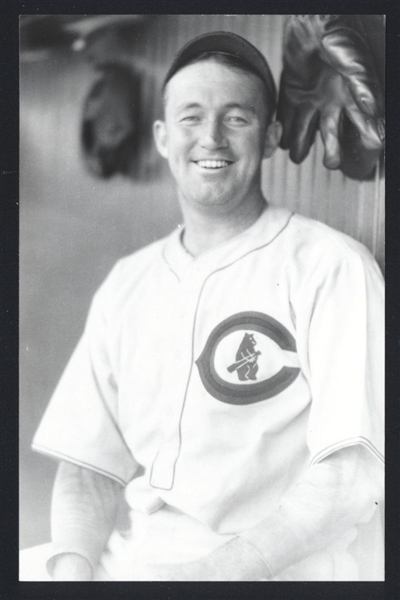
[{"left": 32, "top": 203, "right": 384, "bottom": 580}]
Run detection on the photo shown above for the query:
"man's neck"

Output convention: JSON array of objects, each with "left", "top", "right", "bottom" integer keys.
[{"left": 180, "top": 195, "right": 267, "bottom": 257}]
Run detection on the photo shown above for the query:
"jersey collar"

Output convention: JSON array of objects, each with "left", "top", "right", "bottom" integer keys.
[{"left": 162, "top": 202, "right": 294, "bottom": 281}]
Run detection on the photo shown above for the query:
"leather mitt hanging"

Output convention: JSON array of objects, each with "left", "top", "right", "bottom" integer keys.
[
  {"left": 81, "top": 63, "right": 140, "bottom": 178},
  {"left": 277, "top": 15, "right": 385, "bottom": 180}
]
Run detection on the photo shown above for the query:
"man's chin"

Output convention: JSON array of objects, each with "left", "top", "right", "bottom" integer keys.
[{"left": 181, "top": 184, "right": 235, "bottom": 208}]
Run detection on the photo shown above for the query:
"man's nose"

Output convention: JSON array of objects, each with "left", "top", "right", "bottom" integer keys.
[{"left": 199, "top": 119, "right": 228, "bottom": 150}]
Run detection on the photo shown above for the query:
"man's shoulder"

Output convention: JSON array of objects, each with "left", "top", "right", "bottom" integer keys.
[
  {"left": 92, "top": 233, "right": 172, "bottom": 309},
  {"left": 113, "top": 235, "right": 168, "bottom": 277},
  {"left": 284, "top": 210, "right": 377, "bottom": 267}
]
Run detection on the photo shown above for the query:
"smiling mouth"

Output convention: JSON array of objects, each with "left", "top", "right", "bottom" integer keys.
[{"left": 194, "top": 160, "right": 233, "bottom": 169}]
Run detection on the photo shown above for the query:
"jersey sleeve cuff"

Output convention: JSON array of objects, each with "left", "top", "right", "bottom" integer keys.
[
  {"left": 309, "top": 436, "right": 384, "bottom": 467},
  {"left": 32, "top": 443, "right": 132, "bottom": 486}
]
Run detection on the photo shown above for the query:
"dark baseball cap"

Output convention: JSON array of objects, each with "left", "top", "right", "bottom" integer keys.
[{"left": 163, "top": 31, "right": 277, "bottom": 111}]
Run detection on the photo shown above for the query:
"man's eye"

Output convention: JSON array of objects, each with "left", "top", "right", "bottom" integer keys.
[
  {"left": 180, "top": 116, "right": 201, "bottom": 123},
  {"left": 226, "top": 116, "right": 248, "bottom": 124}
]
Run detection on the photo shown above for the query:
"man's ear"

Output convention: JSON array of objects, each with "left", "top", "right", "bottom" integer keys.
[
  {"left": 263, "top": 121, "right": 283, "bottom": 159},
  {"left": 153, "top": 120, "right": 169, "bottom": 159}
]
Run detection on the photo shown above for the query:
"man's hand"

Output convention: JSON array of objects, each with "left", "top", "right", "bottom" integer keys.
[
  {"left": 135, "top": 537, "right": 270, "bottom": 581},
  {"left": 51, "top": 552, "right": 93, "bottom": 581}
]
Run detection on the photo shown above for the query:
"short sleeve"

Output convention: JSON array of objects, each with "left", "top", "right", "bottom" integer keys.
[
  {"left": 303, "top": 252, "right": 384, "bottom": 466},
  {"left": 32, "top": 267, "right": 139, "bottom": 486}
]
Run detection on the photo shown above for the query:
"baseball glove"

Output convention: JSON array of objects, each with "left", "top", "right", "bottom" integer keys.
[{"left": 277, "top": 15, "right": 385, "bottom": 180}]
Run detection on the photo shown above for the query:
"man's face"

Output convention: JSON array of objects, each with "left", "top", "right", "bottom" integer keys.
[{"left": 154, "top": 60, "right": 277, "bottom": 213}]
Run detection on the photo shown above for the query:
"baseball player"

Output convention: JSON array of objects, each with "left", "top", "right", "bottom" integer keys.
[{"left": 23, "top": 32, "right": 384, "bottom": 581}]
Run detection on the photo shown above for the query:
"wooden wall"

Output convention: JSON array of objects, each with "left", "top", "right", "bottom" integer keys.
[{"left": 19, "top": 15, "right": 385, "bottom": 549}]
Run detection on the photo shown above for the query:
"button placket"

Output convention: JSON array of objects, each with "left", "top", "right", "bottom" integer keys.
[{"left": 150, "top": 270, "right": 205, "bottom": 490}]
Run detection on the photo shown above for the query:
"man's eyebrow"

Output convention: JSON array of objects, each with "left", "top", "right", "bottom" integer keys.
[
  {"left": 175, "top": 102, "right": 257, "bottom": 113},
  {"left": 223, "top": 102, "right": 257, "bottom": 113},
  {"left": 175, "top": 102, "right": 202, "bottom": 111}
]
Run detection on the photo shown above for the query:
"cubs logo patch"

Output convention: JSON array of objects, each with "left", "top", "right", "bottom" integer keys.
[{"left": 196, "top": 312, "right": 300, "bottom": 405}]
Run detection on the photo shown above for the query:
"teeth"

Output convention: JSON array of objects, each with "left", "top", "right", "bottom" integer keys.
[{"left": 196, "top": 160, "right": 230, "bottom": 169}]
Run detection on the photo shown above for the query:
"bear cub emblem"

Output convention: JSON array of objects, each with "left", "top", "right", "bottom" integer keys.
[{"left": 227, "top": 333, "right": 261, "bottom": 381}]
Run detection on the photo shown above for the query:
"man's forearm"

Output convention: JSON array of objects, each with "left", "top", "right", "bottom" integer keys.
[
  {"left": 48, "top": 461, "right": 122, "bottom": 579},
  {"left": 239, "top": 445, "right": 383, "bottom": 578}
]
